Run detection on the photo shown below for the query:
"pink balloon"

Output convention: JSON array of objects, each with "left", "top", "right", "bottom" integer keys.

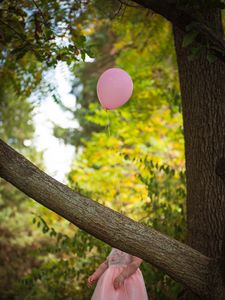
[{"left": 97, "top": 68, "right": 133, "bottom": 110}]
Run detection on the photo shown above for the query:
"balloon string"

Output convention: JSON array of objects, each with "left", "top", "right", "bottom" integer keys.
[{"left": 105, "top": 109, "right": 111, "bottom": 137}]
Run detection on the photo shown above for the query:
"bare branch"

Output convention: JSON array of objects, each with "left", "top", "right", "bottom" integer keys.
[
  {"left": 32, "top": 0, "right": 48, "bottom": 26},
  {"left": 118, "top": 0, "right": 140, "bottom": 8}
]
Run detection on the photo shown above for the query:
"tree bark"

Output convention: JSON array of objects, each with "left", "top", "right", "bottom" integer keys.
[
  {"left": 0, "top": 138, "right": 216, "bottom": 298},
  {"left": 172, "top": 8, "right": 225, "bottom": 300}
]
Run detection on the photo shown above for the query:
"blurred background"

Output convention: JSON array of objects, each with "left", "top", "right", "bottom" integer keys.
[{"left": 0, "top": 0, "right": 188, "bottom": 299}]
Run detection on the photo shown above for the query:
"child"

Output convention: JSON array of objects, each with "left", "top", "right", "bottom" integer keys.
[{"left": 87, "top": 247, "right": 148, "bottom": 300}]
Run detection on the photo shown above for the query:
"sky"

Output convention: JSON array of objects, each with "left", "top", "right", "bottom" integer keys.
[{"left": 33, "top": 62, "right": 79, "bottom": 183}]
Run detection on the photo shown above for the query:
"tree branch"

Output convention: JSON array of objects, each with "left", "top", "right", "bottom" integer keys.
[
  {"left": 0, "top": 138, "right": 214, "bottom": 297},
  {"left": 131, "top": 0, "right": 225, "bottom": 63}
]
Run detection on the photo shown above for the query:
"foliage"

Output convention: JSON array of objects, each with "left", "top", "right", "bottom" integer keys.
[
  {"left": 0, "top": 19, "right": 46, "bottom": 299},
  {"left": 18, "top": 155, "right": 186, "bottom": 299},
  {"left": 15, "top": 5, "right": 185, "bottom": 300},
  {"left": 0, "top": 0, "right": 210, "bottom": 299},
  {"left": 0, "top": 0, "right": 92, "bottom": 67},
  {"left": 54, "top": 4, "right": 181, "bottom": 147},
  {"left": 63, "top": 4, "right": 186, "bottom": 299},
  {"left": 0, "top": 0, "right": 99, "bottom": 101},
  {"left": 17, "top": 214, "right": 110, "bottom": 300}
]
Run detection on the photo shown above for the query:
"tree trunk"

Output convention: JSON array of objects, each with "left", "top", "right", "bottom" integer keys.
[{"left": 173, "top": 8, "right": 225, "bottom": 300}]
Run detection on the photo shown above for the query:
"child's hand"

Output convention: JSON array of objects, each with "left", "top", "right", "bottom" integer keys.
[
  {"left": 87, "top": 274, "right": 97, "bottom": 288},
  {"left": 113, "top": 274, "right": 125, "bottom": 290}
]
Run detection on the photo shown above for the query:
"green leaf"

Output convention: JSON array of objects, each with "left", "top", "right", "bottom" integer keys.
[
  {"left": 187, "top": 45, "right": 204, "bottom": 61},
  {"left": 52, "top": 94, "right": 61, "bottom": 104},
  {"left": 207, "top": 53, "right": 218, "bottom": 63},
  {"left": 76, "top": 35, "right": 86, "bottom": 47},
  {"left": 124, "top": 154, "right": 129, "bottom": 160},
  {"left": 182, "top": 31, "right": 199, "bottom": 47},
  {"left": 43, "top": 226, "right": 49, "bottom": 233},
  {"left": 81, "top": 49, "right": 86, "bottom": 61},
  {"left": 185, "top": 21, "right": 199, "bottom": 32},
  {"left": 85, "top": 47, "right": 95, "bottom": 58}
]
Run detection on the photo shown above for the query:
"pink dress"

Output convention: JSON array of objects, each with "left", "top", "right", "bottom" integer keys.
[{"left": 91, "top": 248, "right": 148, "bottom": 300}]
